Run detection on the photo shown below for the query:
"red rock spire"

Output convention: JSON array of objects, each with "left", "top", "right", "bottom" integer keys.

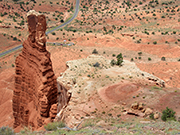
[{"left": 13, "top": 10, "right": 57, "bottom": 130}]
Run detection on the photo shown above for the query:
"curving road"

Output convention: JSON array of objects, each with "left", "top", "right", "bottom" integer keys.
[{"left": 0, "top": 0, "right": 79, "bottom": 57}]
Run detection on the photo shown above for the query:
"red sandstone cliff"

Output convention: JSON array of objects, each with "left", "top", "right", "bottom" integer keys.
[{"left": 13, "top": 10, "right": 57, "bottom": 130}]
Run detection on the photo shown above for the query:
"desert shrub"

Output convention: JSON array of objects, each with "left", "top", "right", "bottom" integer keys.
[
  {"left": 92, "top": 49, "right": 98, "bottom": 54},
  {"left": 137, "top": 40, "right": 141, "bottom": 43},
  {"left": 148, "top": 57, "right": 151, "bottom": 61},
  {"left": 13, "top": 37, "right": 17, "bottom": 41},
  {"left": 131, "top": 58, "right": 134, "bottom": 61},
  {"left": 82, "top": 119, "right": 94, "bottom": 127},
  {"left": 112, "top": 54, "right": 116, "bottom": 57},
  {"left": 153, "top": 41, "right": 157, "bottom": 44},
  {"left": 108, "top": 113, "right": 112, "bottom": 116},
  {"left": 93, "top": 62, "right": 100, "bottom": 67},
  {"left": 161, "top": 107, "right": 176, "bottom": 121},
  {"left": 161, "top": 56, "right": 166, "bottom": 61},
  {"left": 0, "top": 126, "right": 14, "bottom": 135},
  {"left": 138, "top": 52, "right": 142, "bottom": 55},
  {"left": 116, "top": 53, "right": 123, "bottom": 66},
  {"left": 150, "top": 113, "right": 155, "bottom": 120},
  {"left": 44, "top": 121, "right": 65, "bottom": 131},
  {"left": 110, "top": 59, "right": 116, "bottom": 66}
]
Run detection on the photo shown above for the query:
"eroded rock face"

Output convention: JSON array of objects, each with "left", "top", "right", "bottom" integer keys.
[{"left": 13, "top": 10, "right": 57, "bottom": 129}]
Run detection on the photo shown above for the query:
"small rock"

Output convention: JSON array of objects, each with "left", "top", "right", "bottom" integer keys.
[
  {"left": 127, "top": 111, "right": 139, "bottom": 116},
  {"left": 131, "top": 102, "right": 138, "bottom": 110},
  {"left": 122, "top": 102, "right": 126, "bottom": 105},
  {"left": 123, "top": 112, "right": 127, "bottom": 115},
  {"left": 138, "top": 112, "right": 145, "bottom": 117},
  {"left": 123, "top": 108, "right": 128, "bottom": 112},
  {"left": 154, "top": 112, "right": 159, "bottom": 119},
  {"left": 145, "top": 108, "right": 153, "bottom": 115},
  {"left": 138, "top": 103, "right": 143, "bottom": 110},
  {"left": 130, "top": 132, "right": 134, "bottom": 134},
  {"left": 140, "top": 121, "right": 151, "bottom": 124},
  {"left": 141, "top": 108, "right": 146, "bottom": 113}
]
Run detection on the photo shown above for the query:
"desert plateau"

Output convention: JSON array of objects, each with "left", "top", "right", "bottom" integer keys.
[{"left": 0, "top": 0, "right": 180, "bottom": 134}]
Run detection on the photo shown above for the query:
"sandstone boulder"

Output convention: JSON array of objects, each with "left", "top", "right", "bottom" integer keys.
[
  {"left": 154, "top": 112, "right": 160, "bottom": 119},
  {"left": 138, "top": 103, "right": 144, "bottom": 110},
  {"left": 144, "top": 108, "right": 153, "bottom": 115},
  {"left": 131, "top": 102, "right": 138, "bottom": 110}
]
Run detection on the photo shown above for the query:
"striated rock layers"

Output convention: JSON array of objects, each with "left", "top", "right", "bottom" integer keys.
[{"left": 13, "top": 10, "right": 57, "bottom": 129}]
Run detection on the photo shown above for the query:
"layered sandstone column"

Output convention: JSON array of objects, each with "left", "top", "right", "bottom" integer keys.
[{"left": 13, "top": 10, "right": 57, "bottom": 129}]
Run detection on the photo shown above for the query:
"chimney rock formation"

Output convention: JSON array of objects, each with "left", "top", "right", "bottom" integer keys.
[{"left": 13, "top": 10, "right": 57, "bottom": 129}]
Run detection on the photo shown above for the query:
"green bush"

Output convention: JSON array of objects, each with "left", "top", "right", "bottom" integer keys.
[
  {"left": 13, "top": 37, "right": 17, "bottom": 41},
  {"left": 110, "top": 59, "right": 116, "bottom": 66},
  {"left": 153, "top": 41, "right": 157, "bottom": 44},
  {"left": 138, "top": 52, "right": 142, "bottom": 55},
  {"left": 116, "top": 53, "right": 123, "bottom": 66},
  {"left": 161, "top": 56, "right": 166, "bottom": 61},
  {"left": 92, "top": 49, "right": 98, "bottom": 54},
  {"left": 161, "top": 107, "right": 176, "bottom": 121},
  {"left": 149, "top": 113, "right": 155, "bottom": 120},
  {"left": 0, "top": 126, "right": 14, "bottom": 135},
  {"left": 44, "top": 121, "right": 65, "bottom": 131},
  {"left": 112, "top": 54, "right": 116, "bottom": 57}
]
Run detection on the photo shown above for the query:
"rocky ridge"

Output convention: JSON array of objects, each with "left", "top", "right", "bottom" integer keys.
[{"left": 56, "top": 55, "right": 165, "bottom": 128}]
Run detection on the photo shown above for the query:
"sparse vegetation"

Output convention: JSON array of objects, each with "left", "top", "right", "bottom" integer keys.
[
  {"left": 0, "top": 126, "right": 14, "bottom": 135},
  {"left": 161, "top": 107, "right": 176, "bottom": 121},
  {"left": 161, "top": 57, "right": 166, "bottom": 61},
  {"left": 44, "top": 121, "right": 65, "bottom": 131},
  {"left": 92, "top": 49, "right": 98, "bottom": 54}
]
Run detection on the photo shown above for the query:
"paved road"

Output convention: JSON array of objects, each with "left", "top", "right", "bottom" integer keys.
[{"left": 0, "top": 0, "right": 79, "bottom": 57}]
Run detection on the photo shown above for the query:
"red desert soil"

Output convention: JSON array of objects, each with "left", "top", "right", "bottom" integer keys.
[
  {"left": 0, "top": 34, "right": 21, "bottom": 53},
  {"left": 136, "top": 62, "right": 180, "bottom": 88},
  {"left": 98, "top": 81, "right": 140, "bottom": 103},
  {"left": 0, "top": 68, "right": 14, "bottom": 128},
  {"left": 1, "top": 35, "right": 180, "bottom": 129}
]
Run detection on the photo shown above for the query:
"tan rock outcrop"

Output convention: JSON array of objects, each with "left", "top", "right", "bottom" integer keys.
[
  {"left": 154, "top": 112, "right": 160, "bottom": 119},
  {"left": 144, "top": 108, "right": 153, "bottom": 115},
  {"left": 13, "top": 10, "right": 57, "bottom": 130}
]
